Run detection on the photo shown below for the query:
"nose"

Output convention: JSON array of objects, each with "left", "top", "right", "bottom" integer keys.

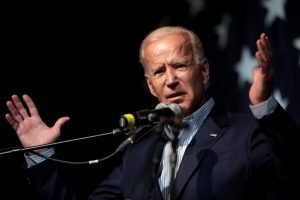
[{"left": 165, "top": 68, "right": 177, "bottom": 87}]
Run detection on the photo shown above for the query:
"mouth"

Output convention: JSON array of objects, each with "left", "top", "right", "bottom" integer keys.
[{"left": 166, "top": 92, "right": 185, "bottom": 102}]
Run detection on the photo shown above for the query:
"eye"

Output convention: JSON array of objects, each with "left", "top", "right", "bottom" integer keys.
[
  {"left": 153, "top": 66, "right": 166, "bottom": 77},
  {"left": 175, "top": 63, "right": 189, "bottom": 71}
]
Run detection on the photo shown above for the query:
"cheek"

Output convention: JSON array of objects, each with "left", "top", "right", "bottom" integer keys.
[
  {"left": 186, "top": 73, "right": 202, "bottom": 90},
  {"left": 187, "top": 75, "right": 205, "bottom": 96},
  {"left": 192, "top": 70, "right": 206, "bottom": 87},
  {"left": 150, "top": 81, "right": 164, "bottom": 97},
  {"left": 157, "top": 87, "right": 166, "bottom": 98}
]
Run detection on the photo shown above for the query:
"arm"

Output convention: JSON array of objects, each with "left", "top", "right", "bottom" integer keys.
[
  {"left": 5, "top": 94, "right": 79, "bottom": 199},
  {"left": 249, "top": 33, "right": 300, "bottom": 147},
  {"left": 6, "top": 94, "right": 127, "bottom": 199},
  {"left": 249, "top": 33, "right": 299, "bottom": 132},
  {"left": 249, "top": 33, "right": 300, "bottom": 198},
  {"left": 26, "top": 160, "right": 78, "bottom": 200}
]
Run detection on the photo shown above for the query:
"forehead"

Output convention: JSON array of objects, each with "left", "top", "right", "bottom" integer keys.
[{"left": 144, "top": 33, "right": 192, "bottom": 62}]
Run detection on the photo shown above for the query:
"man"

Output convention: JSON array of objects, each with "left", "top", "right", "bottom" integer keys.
[{"left": 5, "top": 26, "right": 299, "bottom": 199}]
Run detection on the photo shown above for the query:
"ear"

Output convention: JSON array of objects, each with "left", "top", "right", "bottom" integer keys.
[
  {"left": 201, "top": 59, "right": 210, "bottom": 84},
  {"left": 145, "top": 75, "right": 158, "bottom": 97}
]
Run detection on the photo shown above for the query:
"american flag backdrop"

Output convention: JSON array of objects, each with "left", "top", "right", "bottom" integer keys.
[{"left": 158, "top": 0, "right": 300, "bottom": 125}]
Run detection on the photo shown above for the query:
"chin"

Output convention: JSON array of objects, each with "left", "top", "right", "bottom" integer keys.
[
  {"left": 163, "top": 99, "right": 185, "bottom": 110},
  {"left": 178, "top": 103, "right": 188, "bottom": 114},
  {"left": 179, "top": 102, "right": 195, "bottom": 116}
]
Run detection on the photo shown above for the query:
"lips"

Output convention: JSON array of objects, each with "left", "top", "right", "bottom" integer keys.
[{"left": 166, "top": 92, "right": 185, "bottom": 100}]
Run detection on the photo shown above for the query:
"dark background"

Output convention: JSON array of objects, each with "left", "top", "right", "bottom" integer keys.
[{"left": 1, "top": 1, "right": 299, "bottom": 199}]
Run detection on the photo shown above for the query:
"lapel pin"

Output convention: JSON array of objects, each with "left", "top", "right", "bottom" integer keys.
[{"left": 210, "top": 133, "right": 218, "bottom": 138}]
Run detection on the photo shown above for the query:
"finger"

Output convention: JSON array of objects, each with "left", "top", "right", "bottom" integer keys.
[
  {"left": 257, "top": 40, "right": 272, "bottom": 71},
  {"left": 256, "top": 52, "right": 273, "bottom": 76},
  {"left": 256, "top": 39, "right": 268, "bottom": 63},
  {"left": 5, "top": 113, "right": 19, "bottom": 131},
  {"left": 260, "top": 35, "right": 273, "bottom": 72},
  {"left": 6, "top": 100, "right": 24, "bottom": 123},
  {"left": 12, "top": 94, "right": 29, "bottom": 118},
  {"left": 22, "top": 94, "right": 40, "bottom": 117},
  {"left": 255, "top": 51, "right": 265, "bottom": 68},
  {"left": 260, "top": 33, "right": 272, "bottom": 61},
  {"left": 262, "top": 34, "right": 272, "bottom": 59}
]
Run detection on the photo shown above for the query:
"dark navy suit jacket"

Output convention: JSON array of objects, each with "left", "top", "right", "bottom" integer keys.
[{"left": 27, "top": 105, "right": 299, "bottom": 200}]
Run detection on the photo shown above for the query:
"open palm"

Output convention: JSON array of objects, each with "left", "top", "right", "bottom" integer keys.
[{"left": 5, "top": 94, "right": 70, "bottom": 148}]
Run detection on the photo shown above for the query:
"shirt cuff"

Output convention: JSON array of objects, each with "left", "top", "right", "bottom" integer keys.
[
  {"left": 249, "top": 96, "right": 278, "bottom": 119},
  {"left": 24, "top": 148, "right": 55, "bottom": 168}
]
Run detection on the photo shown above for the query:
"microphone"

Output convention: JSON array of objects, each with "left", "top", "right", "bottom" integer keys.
[
  {"left": 116, "top": 103, "right": 185, "bottom": 152},
  {"left": 118, "top": 103, "right": 183, "bottom": 129}
]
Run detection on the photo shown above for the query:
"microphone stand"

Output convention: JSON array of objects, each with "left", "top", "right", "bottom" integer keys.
[
  {"left": 169, "top": 120, "right": 181, "bottom": 200},
  {"left": 0, "top": 128, "right": 130, "bottom": 156},
  {"left": 160, "top": 117, "right": 186, "bottom": 200}
]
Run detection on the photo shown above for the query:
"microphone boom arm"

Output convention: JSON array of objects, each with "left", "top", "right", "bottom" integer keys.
[{"left": 0, "top": 128, "right": 130, "bottom": 156}]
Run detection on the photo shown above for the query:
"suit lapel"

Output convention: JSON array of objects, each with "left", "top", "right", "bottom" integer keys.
[
  {"left": 174, "top": 105, "right": 229, "bottom": 199},
  {"left": 145, "top": 127, "right": 168, "bottom": 200},
  {"left": 149, "top": 137, "right": 165, "bottom": 200}
]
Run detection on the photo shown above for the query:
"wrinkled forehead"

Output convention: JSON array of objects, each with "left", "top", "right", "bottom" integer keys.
[
  {"left": 144, "top": 33, "right": 193, "bottom": 62},
  {"left": 152, "top": 42, "right": 192, "bottom": 57},
  {"left": 145, "top": 32, "right": 191, "bottom": 51}
]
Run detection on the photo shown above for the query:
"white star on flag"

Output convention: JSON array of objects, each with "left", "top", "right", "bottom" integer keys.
[
  {"left": 214, "top": 14, "right": 231, "bottom": 50},
  {"left": 234, "top": 46, "right": 257, "bottom": 87},
  {"left": 261, "top": 0, "right": 287, "bottom": 27},
  {"left": 293, "top": 37, "right": 300, "bottom": 66},
  {"left": 274, "top": 88, "right": 289, "bottom": 109},
  {"left": 186, "top": 0, "right": 206, "bottom": 17}
]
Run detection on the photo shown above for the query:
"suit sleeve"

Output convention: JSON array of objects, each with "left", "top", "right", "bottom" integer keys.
[
  {"left": 25, "top": 151, "right": 125, "bottom": 200},
  {"left": 258, "top": 104, "right": 300, "bottom": 146},
  {"left": 26, "top": 160, "right": 78, "bottom": 200},
  {"left": 257, "top": 104, "right": 300, "bottom": 198}
]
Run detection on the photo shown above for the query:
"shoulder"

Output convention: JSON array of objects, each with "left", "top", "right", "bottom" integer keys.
[{"left": 209, "top": 103, "right": 258, "bottom": 129}]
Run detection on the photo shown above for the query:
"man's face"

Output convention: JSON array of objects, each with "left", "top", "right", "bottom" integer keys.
[{"left": 144, "top": 33, "right": 209, "bottom": 116}]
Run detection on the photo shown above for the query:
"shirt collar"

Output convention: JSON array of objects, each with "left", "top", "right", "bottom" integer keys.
[
  {"left": 183, "top": 97, "right": 215, "bottom": 133},
  {"left": 164, "top": 98, "right": 215, "bottom": 140}
]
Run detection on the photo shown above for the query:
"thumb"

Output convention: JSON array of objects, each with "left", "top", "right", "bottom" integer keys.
[{"left": 53, "top": 116, "right": 71, "bottom": 130}]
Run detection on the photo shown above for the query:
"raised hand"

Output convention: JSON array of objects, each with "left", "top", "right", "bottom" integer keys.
[
  {"left": 5, "top": 94, "right": 70, "bottom": 148},
  {"left": 249, "top": 33, "right": 274, "bottom": 105}
]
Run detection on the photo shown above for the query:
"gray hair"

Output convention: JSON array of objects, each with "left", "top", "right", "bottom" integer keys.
[{"left": 139, "top": 26, "right": 205, "bottom": 69}]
